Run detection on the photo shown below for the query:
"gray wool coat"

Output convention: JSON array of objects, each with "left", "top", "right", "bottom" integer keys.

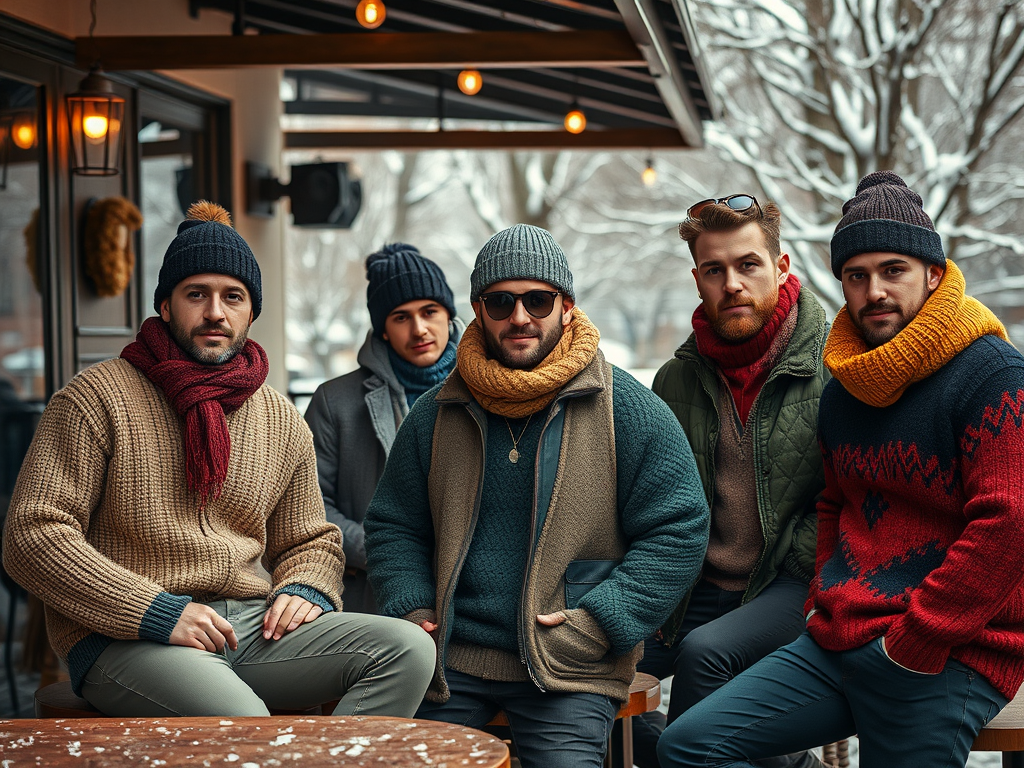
[{"left": 304, "top": 322, "right": 462, "bottom": 612}]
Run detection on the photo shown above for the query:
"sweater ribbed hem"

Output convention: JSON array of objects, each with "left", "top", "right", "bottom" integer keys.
[
  {"left": 446, "top": 643, "right": 531, "bottom": 682},
  {"left": 67, "top": 633, "right": 115, "bottom": 697},
  {"left": 275, "top": 584, "right": 335, "bottom": 613},
  {"left": 139, "top": 593, "right": 192, "bottom": 643}
]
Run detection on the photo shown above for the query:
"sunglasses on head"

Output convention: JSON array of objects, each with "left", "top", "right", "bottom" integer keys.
[
  {"left": 478, "top": 290, "right": 561, "bottom": 321},
  {"left": 686, "top": 194, "right": 762, "bottom": 220}
]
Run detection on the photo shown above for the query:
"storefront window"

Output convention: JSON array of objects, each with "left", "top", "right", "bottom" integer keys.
[{"left": 0, "top": 76, "right": 45, "bottom": 506}]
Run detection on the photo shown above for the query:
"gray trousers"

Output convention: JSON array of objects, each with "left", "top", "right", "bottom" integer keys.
[{"left": 81, "top": 598, "right": 435, "bottom": 718}]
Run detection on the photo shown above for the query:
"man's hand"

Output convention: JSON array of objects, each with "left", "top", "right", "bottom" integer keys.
[
  {"left": 536, "top": 611, "right": 567, "bottom": 627},
  {"left": 263, "top": 594, "right": 324, "bottom": 641},
  {"left": 170, "top": 602, "right": 238, "bottom": 652}
]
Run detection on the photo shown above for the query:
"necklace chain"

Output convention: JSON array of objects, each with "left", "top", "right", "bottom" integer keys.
[{"left": 504, "top": 414, "right": 532, "bottom": 464}]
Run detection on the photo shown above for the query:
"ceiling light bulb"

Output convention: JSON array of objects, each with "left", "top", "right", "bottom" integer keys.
[
  {"left": 356, "top": 0, "right": 386, "bottom": 29},
  {"left": 642, "top": 160, "right": 657, "bottom": 187},
  {"left": 83, "top": 114, "right": 109, "bottom": 141},
  {"left": 564, "top": 108, "right": 586, "bottom": 134},
  {"left": 458, "top": 70, "right": 482, "bottom": 96}
]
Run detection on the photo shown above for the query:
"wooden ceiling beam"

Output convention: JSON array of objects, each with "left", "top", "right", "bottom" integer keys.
[
  {"left": 75, "top": 30, "right": 644, "bottom": 71},
  {"left": 284, "top": 128, "right": 690, "bottom": 150}
]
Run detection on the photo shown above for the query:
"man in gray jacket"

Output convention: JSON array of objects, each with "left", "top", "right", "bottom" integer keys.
[{"left": 305, "top": 243, "right": 460, "bottom": 612}]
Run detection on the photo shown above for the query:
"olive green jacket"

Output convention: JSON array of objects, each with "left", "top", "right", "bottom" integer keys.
[{"left": 653, "top": 287, "right": 830, "bottom": 644}]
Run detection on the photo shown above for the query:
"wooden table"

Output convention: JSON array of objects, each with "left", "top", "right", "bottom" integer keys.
[{"left": 0, "top": 715, "right": 511, "bottom": 767}]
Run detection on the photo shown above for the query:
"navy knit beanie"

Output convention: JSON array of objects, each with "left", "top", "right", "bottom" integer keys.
[
  {"left": 830, "top": 171, "right": 945, "bottom": 278},
  {"left": 470, "top": 224, "right": 574, "bottom": 301},
  {"left": 366, "top": 243, "right": 456, "bottom": 335},
  {"left": 154, "top": 201, "right": 263, "bottom": 319}
]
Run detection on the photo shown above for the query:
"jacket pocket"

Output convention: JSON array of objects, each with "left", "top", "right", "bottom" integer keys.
[{"left": 564, "top": 559, "right": 619, "bottom": 609}]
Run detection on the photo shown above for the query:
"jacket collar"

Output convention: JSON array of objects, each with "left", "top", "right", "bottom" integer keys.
[
  {"left": 436, "top": 348, "right": 609, "bottom": 407},
  {"left": 676, "top": 287, "right": 827, "bottom": 379}
]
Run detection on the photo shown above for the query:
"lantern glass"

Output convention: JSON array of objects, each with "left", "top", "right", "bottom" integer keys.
[{"left": 67, "top": 89, "right": 125, "bottom": 176}]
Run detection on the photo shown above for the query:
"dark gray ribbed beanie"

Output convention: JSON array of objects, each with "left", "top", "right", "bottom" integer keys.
[
  {"left": 470, "top": 224, "right": 574, "bottom": 301},
  {"left": 365, "top": 243, "right": 456, "bottom": 335},
  {"left": 830, "top": 170, "right": 944, "bottom": 278}
]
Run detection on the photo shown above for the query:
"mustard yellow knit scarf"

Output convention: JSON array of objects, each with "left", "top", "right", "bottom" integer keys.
[
  {"left": 824, "top": 261, "right": 1007, "bottom": 407},
  {"left": 457, "top": 307, "right": 601, "bottom": 418}
]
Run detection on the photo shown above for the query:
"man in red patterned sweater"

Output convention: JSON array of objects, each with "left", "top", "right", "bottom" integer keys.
[{"left": 659, "top": 172, "right": 1024, "bottom": 768}]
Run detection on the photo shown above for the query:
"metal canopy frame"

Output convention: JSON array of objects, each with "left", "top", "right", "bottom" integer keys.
[{"left": 81, "top": 0, "right": 715, "bottom": 149}]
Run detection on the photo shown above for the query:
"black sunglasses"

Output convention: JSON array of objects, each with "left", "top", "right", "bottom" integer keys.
[
  {"left": 686, "top": 194, "right": 762, "bottom": 220},
  {"left": 478, "top": 290, "right": 561, "bottom": 321}
]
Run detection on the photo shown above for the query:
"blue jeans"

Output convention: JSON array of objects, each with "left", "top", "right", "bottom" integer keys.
[
  {"left": 416, "top": 668, "right": 619, "bottom": 768},
  {"left": 630, "top": 576, "right": 809, "bottom": 768},
  {"left": 658, "top": 632, "right": 1008, "bottom": 768}
]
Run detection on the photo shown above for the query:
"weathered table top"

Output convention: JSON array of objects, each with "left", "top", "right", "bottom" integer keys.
[{"left": 0, "top": 715, "right": 511, "bottom": 767}]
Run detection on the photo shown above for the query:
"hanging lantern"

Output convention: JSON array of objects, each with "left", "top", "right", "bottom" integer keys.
[
  {"left": 356, "top": 0, "right": 386, "bottom": 29},
  {"left": 457, "top": 70, "right": 483, "bottom": 96},
  {"left": 564, "top": 107, "right": 586, "bottom": 135},
  {"left": 642, "top": 158, "right": 657, "bottom": 187},
  {"left": 66, "top": 67, "right": 125, "bottom": 177},
  {"left": 11, "top": 113, "right": 37, "bottom": 150}
]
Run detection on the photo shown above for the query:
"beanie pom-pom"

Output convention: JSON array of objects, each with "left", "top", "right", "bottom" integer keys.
[
  {"left": 366, "top": 242, "right": 421, "bottom": 273},
  {"left": 186, "top": 200, "right": 233, "bottom": 228},
  {"left": 856, "top": 170, "right": 907, "bottom": 195}
]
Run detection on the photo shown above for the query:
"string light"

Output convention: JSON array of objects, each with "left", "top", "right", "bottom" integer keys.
[
  {"left": 11, "top": 114, "right": 36, "bottom": 149},
  {"left": 355, "top": 0, "right": 386, "bottom": 29},
  {"left": 457, "top": 70, "right": 483, "bottom": 96},
  {"left": 564, "top": 108, "right": 586, "bottom": 134},
  {"left": 642, "top": 157, "right": 657, "bottom": 187}
]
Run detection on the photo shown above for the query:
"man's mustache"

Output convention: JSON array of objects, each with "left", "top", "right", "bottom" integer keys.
[
  {"left": 859, "top": 302, "right": 901, "bottom": 321},
  {"left": 192, "top": 324, "right": 234, "bottom": 338}
]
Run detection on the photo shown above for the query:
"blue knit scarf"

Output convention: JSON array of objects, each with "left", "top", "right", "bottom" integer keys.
[{"left": 388, "top": 341, "right": 458, "bottom": 408}]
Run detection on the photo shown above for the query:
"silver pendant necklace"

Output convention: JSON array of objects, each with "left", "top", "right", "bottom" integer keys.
[{"left": 504, "top": 414, "right": 533, "bottom": 464}]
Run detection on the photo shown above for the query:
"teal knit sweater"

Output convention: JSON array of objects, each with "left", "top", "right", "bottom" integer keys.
[{"left": 365, "top": 367, "right": 710, "bottom": 657}]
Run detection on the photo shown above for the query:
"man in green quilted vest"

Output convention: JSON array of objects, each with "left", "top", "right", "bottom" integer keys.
[
  {"left": 632, "top": 195, "right": 829, "bottom": 768},
  {"left": 364, "top": 224, "right": 710, "bottom": 768}
]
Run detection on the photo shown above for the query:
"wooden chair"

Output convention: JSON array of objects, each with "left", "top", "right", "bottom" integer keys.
[
  {"left": 973, "top": 688, "right": 1024, "bottom": 768},
  {"left": 486, "top": 671, "right": 661, "bottom": 768},
  {"left": 34, "top": 680, "right": 335, "bottom": 718}
]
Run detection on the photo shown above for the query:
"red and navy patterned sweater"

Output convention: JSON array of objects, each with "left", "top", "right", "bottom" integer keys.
[{"left": 806, "top": 335, "right": 1024, "bottom": 699}]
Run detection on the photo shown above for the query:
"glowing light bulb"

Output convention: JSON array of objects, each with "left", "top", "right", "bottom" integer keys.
[
  {"left": 356, "top": 0, "right": 386, "bottom": 29},
  {"left": 12, "top": 118, "right": 36, "bottom": 150},
  {"left": 564, "top": 109, "right": 586, "bottom": 134},
  {"left": 83, "top": 114, "right": 109, "bottom": 141},
  {"left": 458, "top": 70, "right": 482, "bottom": 96},
  {"left": 642, "top": 160, "right": 657, "bottom": 187}
]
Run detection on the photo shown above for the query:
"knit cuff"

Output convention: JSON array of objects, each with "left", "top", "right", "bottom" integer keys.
[
  {"left": 830, "top": 219, "right": 944, "bottom": 277},
  {"left": 403, "top": 608, "right": 437, "bottom": 627},
  {"left": 139, "top": 592, "right": 192, "bottom": 643},
  {"left": 882, "top": 619, "right": 951, "bottom": 675},
  {"left": 274, "top": 585, "right": 336, "bottom": 613}
]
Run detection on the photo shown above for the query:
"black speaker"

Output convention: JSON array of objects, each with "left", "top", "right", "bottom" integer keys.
[{"left": 288, "top": 162, "right": 362, "bottom": 228}]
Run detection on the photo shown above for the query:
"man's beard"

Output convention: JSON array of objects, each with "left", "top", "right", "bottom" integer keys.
[
  {"left": 167, "top": 313, "right": 249, "bottom": 365},
  {"left": 708, "top": 290, "right": 778, "bottom": 343},
  {"left": 853, "top": 300, "right": 911, "bottom": 349},
  {"left": 483, "top": 319, "right": 564, "bottom": 370},
  {"left": 852, "top": 274, "right": 931, "bottom": 349}
]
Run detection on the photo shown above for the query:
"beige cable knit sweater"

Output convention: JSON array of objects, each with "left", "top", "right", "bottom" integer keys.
[{"left": 2, "top": 358, "right": 343, "bottom": 692}]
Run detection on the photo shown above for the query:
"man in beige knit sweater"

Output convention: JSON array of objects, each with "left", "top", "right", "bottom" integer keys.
[{"left": 2, "top": 202, "right": 434, "bottom": 717}]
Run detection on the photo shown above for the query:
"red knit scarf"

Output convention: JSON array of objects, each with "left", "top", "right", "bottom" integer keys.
[
  {"left": 122, "top": 316, "right": 269, "bottom": 506},
  {"left": 692, "top": 275, "right": 801, "bottom": 424}
]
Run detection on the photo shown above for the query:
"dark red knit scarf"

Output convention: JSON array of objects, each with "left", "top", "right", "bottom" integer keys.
[
  {"left": 692, "top": 275, "right": 801, "bottom": 424},
  {"left": 122, "top": 316, "right": 269, "bottom": 506}
]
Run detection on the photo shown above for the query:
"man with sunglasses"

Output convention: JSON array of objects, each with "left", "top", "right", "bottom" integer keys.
[
  {"left": 634, "top": 194, "right": 829, "bottom": 768},
  {"left": 658, "top": 172, "right": 1024, "bottom": 768},
  {"left": 364, "top": 224, "right": 710, "bottom": 768}
]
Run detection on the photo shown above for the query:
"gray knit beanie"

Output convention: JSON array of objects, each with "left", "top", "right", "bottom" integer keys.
[
  {"left": 830, "top": 171, "right": 945, "bottom": 278},
  {"left": 154, "top": 201, "right": 262, "bottom": 319},
  {"left": 365, "top": 243, "right": 456, "bottom": 335},
  {"left": 470, "top": 224, "right": 574, "bottom": 301}
]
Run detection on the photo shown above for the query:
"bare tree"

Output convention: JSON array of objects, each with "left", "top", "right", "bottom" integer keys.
[{"left": 695, "top": 0, "right": 1024, "bottom": 314}]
